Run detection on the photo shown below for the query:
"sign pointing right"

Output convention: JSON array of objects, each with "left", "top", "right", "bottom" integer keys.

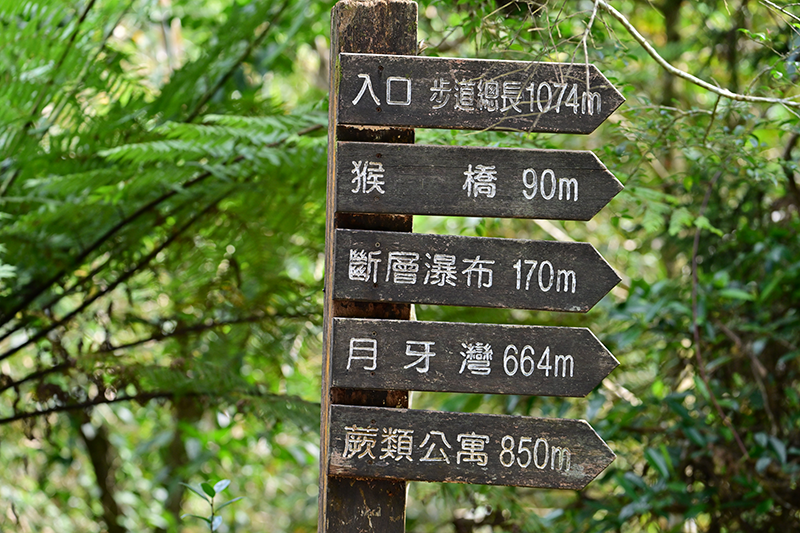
[
  {"left": 334, "top": 229, "right": 620, "bottom": 313},
  {"left": 329, "top": 405, "right": 615, "bottom": 490},
  {"left": 337, "top": 53, "right": 625, "bottom": 134},
  {"left": 337, "top": 142, "right": 623, "bottom": 221},
  {"left": 331, "top": 318, "right": 618, "bottom": 397}
]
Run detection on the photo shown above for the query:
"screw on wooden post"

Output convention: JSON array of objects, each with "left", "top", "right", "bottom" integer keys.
[{"left": 320, "top": 1, "right": 418, "bottom": 532}]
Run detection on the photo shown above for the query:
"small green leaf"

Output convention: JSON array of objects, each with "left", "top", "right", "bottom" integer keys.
[
  {"left": 645, "top": 448, "right": 670, "bottom": 478},
  {"left": 769, "top": 436, "right": 787, "bottom": 464},
  {"left": 693, "top": 375, "right": 710, "bottom": 401},
  {"left": 217, "top": 496, "right": 244, "bottom": 511},
  {"left": 684, "top": 426, "right": 706, "bottom": 446},
  {"left": 778, "top": 350, "right": 800, "bottom": 365},
  {"left": 180, "top": 483, "right": 210, "bottom": 502},
  {"left": 668, "top": 207, "right": 693, "bottom": 236},
  {"left": 755, "top": 456, "right": 771, "bottom": 473},
  {"left": 756, "top": 499, "right": 774, "bottom": 514},
  {"left": 213, "top": 479, "right": 231, "bottom": 493},
  {"left": 201, "top": 482, "right": 216, "bottom": 498},
  {"left": 0, "top": 264, "right": 16, "bottom": 280},
  {"left": 211, "top": 516, "right": 223, "bottom": 531},
  {"left": 181, "top": 514, "right": 211, "bottom": 524},
  {"left": 719, "top": 288, "right": 754, "bottom": 301},
  {"left": 694, "top": 215, "right": 724, "bottom": 237}
]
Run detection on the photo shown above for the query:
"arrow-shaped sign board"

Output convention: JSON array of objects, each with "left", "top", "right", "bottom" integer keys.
[
  {"left": 333, "top": 229, "right": 620, "bottom": 312},
  {"left": 331, "top": 318, "right": 618, "bottom": 397},
  {"left": 329, "top": 405, "right": 614, "bottom": 490},
  {"left": 336, "top": 142, "right": 623, "bottom": 221},
  {"left": 336, "top": 53, "right": 625, "bottom": 134}
]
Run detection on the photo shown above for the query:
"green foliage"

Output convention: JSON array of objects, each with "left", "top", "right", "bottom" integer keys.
[
  {"left": 1, "top": 0, "right": 330, "bottom": 530},
  {"left": 1, "top": 0, "right": 798, "bottom": 532},
  {"left": 408, "top": 1, "right": 800, "bottom": 532},
  {"left": 181, "top": 478, "right": 243, "bottom": 531}
]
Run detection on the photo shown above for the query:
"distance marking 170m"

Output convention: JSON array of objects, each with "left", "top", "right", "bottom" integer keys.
[{"left": 333, "top": 229, "right": 621, "bottom": 312}]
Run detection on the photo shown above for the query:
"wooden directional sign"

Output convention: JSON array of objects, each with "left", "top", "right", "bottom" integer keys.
[
  {"left": 333, "top": 229, "right": 620, "bottom": 312},
  {"left": 331, "top": 318, "right": 618, "bottom": 397},
  {"left": 329, "top": 405, "right": 614, "bottom": 490},
  {"left": 337, "top": 142, "right": 622, "bottom": 220},
  {"left": 337, "top": 53, "right": 625, "bottom": 134}
]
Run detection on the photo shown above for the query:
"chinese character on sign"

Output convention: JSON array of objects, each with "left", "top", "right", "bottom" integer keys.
[
  {"left": 477, "top": 80, "right": 499, "bottom": 112},
  {"left": 462, "top": 256, "right": 495, "bottom": 288},
  {"left": 348, "top": 249, "right": 381, "bottom": 283},
  {"left": 343, "top": 425, "right": 378, "bottom": 459},
  {"left": 385, "top": 251, "right": 420, "bottom": 284},
  {"left": 454, "top": 79, "right": 476, "bottom": 111},
  {"left": 351, "top": 161, "right": 385, "bottom": 194},
  {"left": 457, "top": 432, "right": 490, "bottom": 466},
  {"left": 419, "top": 430, "right": 452, "bottom": 463},
  {"left": 462, "top": 164, "right": 497, "bottom": 198},
  {"left": 386, "top": 76, "right": 412, "bottom": 105},
  {"left": 347, "top": 338, "right": 378, "bottom": 371},
  {"left": 380, "top": 428, "right": 414, "bottom": 461},
  {"left": 403, "top": 340, "right": 436, "bottom": 373},
  {"left": 429, "top": 78, "right": 451, "bottom": 109},
  {"left": 459, "top": 342, "right": 493, "bottom": 375},
  {"left": 501, "top": 81, "right": 523, "bottom": 112},
  {"left": 352, "top": 73, "right": 381, "bottom": 106},
  {"left": 424, "top": 253, "right": 458, "bottom": 287},
  {"left": 500, "top": 81, "right": 522, "bottom": 113}
]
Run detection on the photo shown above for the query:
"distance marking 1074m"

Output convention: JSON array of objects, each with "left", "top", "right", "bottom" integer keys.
[{"left": 337, "top": 53, "right": 625, "bottom": 134}]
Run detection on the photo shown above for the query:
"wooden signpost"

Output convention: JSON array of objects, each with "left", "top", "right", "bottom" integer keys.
[
  {"left": 321, "top": 2, "right": 418, "bottom": 532},
  {"left": 334, "top": 228, "right": 620, "bottom": 312},
  {"left": 329, "top": 405, "right": 615, "bottom": 490},
  {"left": 336, "top": 142, "right": 623, "bottom": 220},
  {"left": 321, "top": 2, "right": 624, "bottom": 531},
  {"left": 338, "top": 53, "right": 625, "bottom": 134},
  {"left": 331, "top": 318, "right": 619, "bottom": 397}
]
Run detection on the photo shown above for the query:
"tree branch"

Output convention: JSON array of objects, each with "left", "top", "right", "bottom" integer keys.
[
  {"left": 0, "top": 195, "right": 226, "bottom": 363},
  {"left": 715, "top": 320, "right": 779, "bottom": 435},
  {"left": 0, "top": 0, "right": 99, "bottom": 197},
  {"left": 1, "top": 308, "right": 316, "bottom": 398},
  {"left": 88, "top": 313, "right": 271, "bottom": 355},
  {"left": 597, "top": 0, "right": 800, "bottom": 109},
  {"left": 760, "top": 0, "right": 800, "bottom": 25},
  {"left": 0, "top": 389, "right": 318, "bottom": 426},
  {"left": 0, "top": 123, "right": 322, "bottom": 330},
  {"left": 184, "top": 0, "right": 290, "bottom": 123},
  {"left": 48, "top": 1, "right": 135, "bottom": 129},
  {"left": 0, "top": 360, "right": 74, "bottom": 396},
  {"left": 73, "top": 412, "right": 129, "bottom": 533},
  {"left": 691, "top": 164, "right": 748, "bottom": 458},
  {"left": 782, "top": 132, "right": 800, "bottom": 208}
]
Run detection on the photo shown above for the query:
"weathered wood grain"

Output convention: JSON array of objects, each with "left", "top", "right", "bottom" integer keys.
[
  {"left": 329, "top": 405, "right": 615, "bottom": 490},
  {"left": 336, "top": 142, "right": 623, "bottom": 220},
  {"left": 333, "top": 229, "right": 620, "bottom": 312},
  {"left": 336, "top": 53, "right": 625, "bottom": 133},
  {"left": 321, "top": 2, "right": 417, "bottom": 532},
  {"left": 331, "top": 318, "right": 618, "bottom": 397}
]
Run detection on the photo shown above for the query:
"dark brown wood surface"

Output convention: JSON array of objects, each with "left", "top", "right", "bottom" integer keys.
[
  {"left": 321, "top": 2, "right": 417, "bottom": 532},
  {"left": 334, "top": 229, "right": 620, "bottom": 312},
  {"left": 331, "top": 318, "right": 618, "bottom": 397},
  {"left": 336, "top": 53, "right": 625, "bottom": 134},
  {"left": 335, "top": 142, "right": 623, "bottom": 220},
  {"left": 329, "top": 405, "right": 614, "bottom": 490}
]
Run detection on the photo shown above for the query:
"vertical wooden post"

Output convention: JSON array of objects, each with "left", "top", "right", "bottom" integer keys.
[{"left": 320, "top": 1, "right": 418, "bottom": 532}]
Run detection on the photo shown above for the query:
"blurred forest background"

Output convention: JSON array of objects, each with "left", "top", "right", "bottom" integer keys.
[{"left": 0, "top": 0, "right": 798, "bottom": 531}]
